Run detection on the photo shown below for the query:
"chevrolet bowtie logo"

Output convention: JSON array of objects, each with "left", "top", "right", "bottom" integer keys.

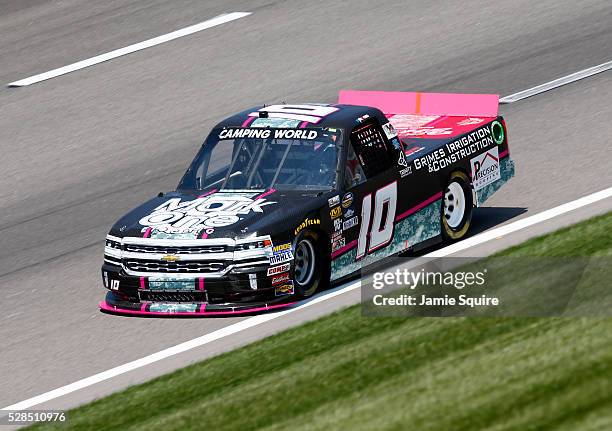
[{"left": 161, "top": 254, "right": 180, "bottom": 262}]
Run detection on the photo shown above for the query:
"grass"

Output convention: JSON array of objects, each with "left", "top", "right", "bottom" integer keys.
[{"left": 31, "top": 212, "right": 612, "bottom": 431}]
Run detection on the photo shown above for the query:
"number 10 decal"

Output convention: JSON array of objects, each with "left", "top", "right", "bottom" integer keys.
[{"left": 356, "top": 181, "right": 397, "bottom": 259}]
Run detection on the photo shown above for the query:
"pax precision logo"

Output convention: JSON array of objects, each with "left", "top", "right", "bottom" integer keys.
[
  {"left": 330, "top": 206, "right": 342, "bottom": 219},
  {"left": 471, "top": 147, "right": 501, "bottom": 191}
]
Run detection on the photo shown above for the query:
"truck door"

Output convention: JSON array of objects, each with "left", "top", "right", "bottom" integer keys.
[{"left": 339, "top": 120, "right": 400, "bottom": 262}]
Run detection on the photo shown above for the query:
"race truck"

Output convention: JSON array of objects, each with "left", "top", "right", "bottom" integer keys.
[{"left": 100, "top": 90, "right": 514, "bottom": 316}]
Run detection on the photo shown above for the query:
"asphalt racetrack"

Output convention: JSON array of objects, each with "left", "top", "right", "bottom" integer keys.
[{"left": 1, "top": 0, "right": 611, "bottom": 410}]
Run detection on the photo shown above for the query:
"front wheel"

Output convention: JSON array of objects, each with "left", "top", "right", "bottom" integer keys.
[
  {"left": 441, "top": 171, "right": 473, "bottom": 241},
  {"left": 293, "top": 232, "right": 328, "bottom": 298}
]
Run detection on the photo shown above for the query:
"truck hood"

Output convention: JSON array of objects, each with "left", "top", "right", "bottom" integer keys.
[{"left": 110, "top": 189, "right": 325, "bottom": 240}]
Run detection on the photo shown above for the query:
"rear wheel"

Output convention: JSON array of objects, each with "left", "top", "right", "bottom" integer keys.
[
  {"left": 293, "top": 231, "right": 328, "bottom": 298},
  {"left": 441, "top": 171, "right": 473, "bottom": 240}
]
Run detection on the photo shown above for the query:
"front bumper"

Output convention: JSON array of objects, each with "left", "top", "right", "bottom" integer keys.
[
  {"left": 101, "top": 262, "right": 296, "bottom": 316},
  {"left": 101, "top": 234, "right": 296, "bottom": 316},
  {"left": 100, "top": 291, "right": 296, "bottom": 316}
]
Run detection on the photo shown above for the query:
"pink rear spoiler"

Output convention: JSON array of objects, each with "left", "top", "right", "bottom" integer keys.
[{"left": 338, "top": 90, "right": 499, "bottom": 117}]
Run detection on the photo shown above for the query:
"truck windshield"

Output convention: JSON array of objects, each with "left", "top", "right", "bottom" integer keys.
[{"left": 178, "top": 127, "right": 342, "bottom": 192}]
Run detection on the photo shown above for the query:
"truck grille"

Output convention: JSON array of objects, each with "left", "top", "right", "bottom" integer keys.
[
  {"left": 125, "top": 259, "right": 227, "bottom": 273},
  {"left": 123, "top": 244, "right": 228, "bottom": 254}
]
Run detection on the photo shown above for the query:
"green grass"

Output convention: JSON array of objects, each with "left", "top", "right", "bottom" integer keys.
[{"left": 31, "top": 212, "right": 612, "bottom": 431}]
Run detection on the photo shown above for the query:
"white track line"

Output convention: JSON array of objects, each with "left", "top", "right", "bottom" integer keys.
[
  {"left": 6, "top": 12, "right": 251, "bottom": 87},
  {"left": 500, "top": 60, "right": 612, "bottom": 103},
  {"left": 2, "top": 186, "right": 611, "bottom": 412}
]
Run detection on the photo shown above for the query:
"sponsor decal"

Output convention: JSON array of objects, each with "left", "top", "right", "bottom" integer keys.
[
  {"left": 388, "top": 114, "right": 439, "bottom": 129},
  {"left": 267, "top": 263, "right": 290, "bottom": 276},
  {"left": 401, "top": 127, "right": 453, "bottom": 136},
  {"left": 271, "top": 273, "right": 291, "bottom": 286},
  {"left": 341, "top": 192, "right": 354, "bottom": 208},
  {"left": 390, "top": 137, "right": 401, "bottom": 150},
  {"left": 273, "top": 129, "right": 319, "bottom": 140},
  {"left": 389, "top": 114, "right": 459, "bottom": 137},
  {"left": 275, "top": 282, "right": 295, "bottom": 296},
  {"left": 344, "top": 208, "right": 355, "bottom": 218},
  {"left": 334, "top": 218, "right": 342, "bottom": 233},
  {"left": 397, "top": 151, "right": 408, "bottom": 167},
  {"left": 251, "top": 117, "right": 301, "bottom": 128},
  {"left": 458, "top": 117, "right": 484, "bottom": 126},
  {"left": 413, "top": 126, "right": 495, "bottom": 173},
  {"left": 328, "top": 195, "right": 340, "bottom": 207},
  {"left": 356, "top": 114, "right": 370, "bottom": 123},
  {"left": 382, "top": 122, "right": 398, "bottom": 139},
  {"left": 103, "top": 271, "right": 109, "bottom": 288},
  {"left": 343, "top": 216, "right": 359, "bottom": 230},
  {"left": 471, "top": 147, "right": 501, "bottom": 190},
  {"left": 331, "top": 231, "right": 343, "bottom": 242},
  {"left": 219, "top": 128, "right": 319, "bottom": 140},
  {"left": 272, "top": 243, "right": 292, "bottom": 253},
  {"left": 294, "top": 218, "right": 321, "bottom": 235},
  {"left": 149, "top": 303, "right": 198, "bottom": 313},
  {"left": 330, "top": 206, "right": 342, "bottom": 219},
  {"left": 400, "top": 165, "right": 412, "bottom": 178},
  {"left": 139, "top": 192, "right": 275, "bottom": 235},
  {"left": 269, "top": 250, "right": 294, "bottom": 265},
  {"left": 220, "top": 128, "right": 272, "bottom": 139},
  {"left": 331, "top": 237, "right": 346, "bottom": 252},
  {"left": 398, "top": 147, "right": 412, "bottom": 176}
]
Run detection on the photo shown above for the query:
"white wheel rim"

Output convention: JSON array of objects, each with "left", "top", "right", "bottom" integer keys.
[
  {"left": 294, "top": 239, "right": 316, "bottom": 286},
  {"left": 444, "top": 182, "right": 466, "bottom": 229}
]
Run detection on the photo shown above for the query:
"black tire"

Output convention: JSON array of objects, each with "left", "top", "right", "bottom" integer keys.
[
  {"left": 292, "top": 231, "right": 329, "bottom": 298},
  {"left": 441, "top": 171, "right": 473, "bottom": 241}
]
